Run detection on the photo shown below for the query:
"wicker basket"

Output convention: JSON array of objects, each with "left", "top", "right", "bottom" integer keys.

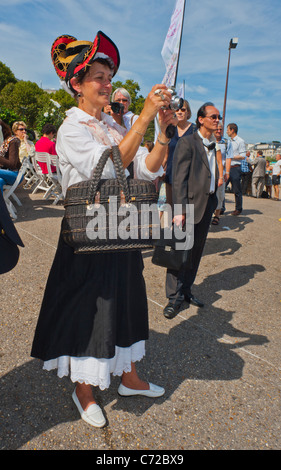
[{"left": 62, "top": 146, "right": 160, "bottom": 253}]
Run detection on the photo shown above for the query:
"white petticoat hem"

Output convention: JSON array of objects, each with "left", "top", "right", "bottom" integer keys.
[{"left": 43, "top": 340, "right": 145, "bottom": 390}]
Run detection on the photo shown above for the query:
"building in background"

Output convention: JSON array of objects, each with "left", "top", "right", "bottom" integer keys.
[{"left": 246, "top": 141, "right": 281, "bottom": 159}]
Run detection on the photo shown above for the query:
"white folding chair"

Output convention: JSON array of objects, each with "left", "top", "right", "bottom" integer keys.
[
  {"left": 23, "top": 155, "right": 40, "bottom": 190},
  {"left": 31, "top": 152, "right": 56, "bottom": 199},
  {"left": 45, "top": 153, "right": 64, "bottom": 205},
  {"left": 3, "top": 158, "right": 29, "bottom": 219}
]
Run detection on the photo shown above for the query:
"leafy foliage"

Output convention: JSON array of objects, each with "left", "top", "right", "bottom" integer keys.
[
  {"left": 0, "top": 61, "right": 17, "bottom": 92},
  {"left": 48, "top": 89, "right": 76, "bottom": 113},
  {"left": 0, "top": 80, "right": 46, "bottom": 128},
  {"left": 0, "top": 105, "right": 21, "bottom": 128}
]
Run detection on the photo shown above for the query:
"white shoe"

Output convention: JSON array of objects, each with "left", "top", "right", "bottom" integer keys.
[
  {"left": 72, "top": 389, "right": 106, "bottom": 428},
  {"left": 118, "top": 382, "right": 165, "bottom": 398}
]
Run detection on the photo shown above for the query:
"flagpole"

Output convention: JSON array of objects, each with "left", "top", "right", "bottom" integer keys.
[
  {"left": 173, "top": 0, "right": 186, "bottom": 88},
  {"left": 154, "top": 0, "right": 186, "bottom": 142}
]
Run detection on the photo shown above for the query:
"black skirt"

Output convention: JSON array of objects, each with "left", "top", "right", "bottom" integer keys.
[{"left": 31, "top": 230, "right": 149, "bottom": 362}]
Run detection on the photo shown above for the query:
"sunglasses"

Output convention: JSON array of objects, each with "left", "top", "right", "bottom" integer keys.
[
  {"left": 18, "top": 128, "right": 26, "bottom": 131},
  {"left": 205, "top": 114, "right": 222, "bottom": 121}
]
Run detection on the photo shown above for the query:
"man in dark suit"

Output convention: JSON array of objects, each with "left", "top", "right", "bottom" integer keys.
[{"left": 163, "top": 102, "right": 221, "bottom": 319}]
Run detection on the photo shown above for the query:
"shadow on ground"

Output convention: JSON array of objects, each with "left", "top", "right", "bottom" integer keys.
[{"left": 0, "top": 263, "right": 268, "bottom": 450}]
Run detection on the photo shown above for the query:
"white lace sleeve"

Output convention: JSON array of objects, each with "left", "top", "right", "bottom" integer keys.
[{"left": 134, "top": 146, "right": 164, "bottom": 181}]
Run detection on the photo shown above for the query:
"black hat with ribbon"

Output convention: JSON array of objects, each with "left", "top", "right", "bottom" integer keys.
[{"left": 51, "top": 31, "right": 120, "bottom": 92}]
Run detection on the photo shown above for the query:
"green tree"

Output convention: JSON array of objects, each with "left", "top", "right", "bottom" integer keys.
[
  {"left": 0, "top": 61, "right": 17, "bottom": 92},
  {"left": 0, "top": 80, "right": 45, "bottom": 128},
  {"left": 35, "top": 102, "right": 66, "bottom": 136},
  {"left": 0, "top": 105, "right": 21, "bottom": 128},
  {"left": 0, "top": 79, "right": 68, "bottom": 134},
  {"left": 49, "top": 88, "right": 76, "bottom": 113}
]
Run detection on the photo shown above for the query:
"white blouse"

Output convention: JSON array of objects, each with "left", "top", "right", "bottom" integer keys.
[{"left": 56, "top": 107, "right": 163, "bottom": 196}]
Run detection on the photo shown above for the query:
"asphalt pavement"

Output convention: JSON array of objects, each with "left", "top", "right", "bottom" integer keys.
[{"left": 0, "top": 186, "right": 280, "bottom": 451}]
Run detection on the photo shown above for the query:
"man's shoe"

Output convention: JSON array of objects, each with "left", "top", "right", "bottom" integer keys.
[
  {"left": 163, "top": 302, "right": 182, "bottom": 319},
  {"left": 185, "top": 294, "right": 204, "bottom": 308},
  {"left": 231, "top": 210, "right": 242, "bottom": 216}
]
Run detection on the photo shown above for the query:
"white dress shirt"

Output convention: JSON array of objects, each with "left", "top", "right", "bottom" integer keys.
[
  {"left": 230, "top": 135, "right": 246, "bottom": 166},
  {"left": 198, "top": 130, "right": 216, "bottom": 193},
  {"left": 272, "top": 159, "right": 281, "bottom": 176}
]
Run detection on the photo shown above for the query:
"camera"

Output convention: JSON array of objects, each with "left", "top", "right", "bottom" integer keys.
[
  {"left": 155, "top": 87, "right": 183, "bottom": 138},
  {"left": 110, "top": 102, "right": 124, "bottom": 115},
  {"left": 166, "top": 87, "right": 184, "bottom": 111},
  {"left": 154, "top": 87, "right": 183, "bottom": 111}
]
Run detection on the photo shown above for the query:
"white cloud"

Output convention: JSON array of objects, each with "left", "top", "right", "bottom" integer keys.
[
  {"left": 185, "top": 84, "right": 208, "bottom": 95},
  {"left": 0, "top": 0, "right": 280, "bottom": 142}
]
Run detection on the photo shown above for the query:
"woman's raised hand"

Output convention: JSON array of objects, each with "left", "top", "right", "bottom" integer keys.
[
  {"left": 141, "top": 85, "right": 170, "bottom": 121},
  {"left": 140, "top": 84, "right": 178, "bottom": 134}
]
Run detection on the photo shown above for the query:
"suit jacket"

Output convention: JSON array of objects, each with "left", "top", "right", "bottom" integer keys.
[
  {"left": 172, "top": 131, "right": 218, "bottom": 225},
  {"left": 248, "top": 156, "right": 266, "bottom": 178}
]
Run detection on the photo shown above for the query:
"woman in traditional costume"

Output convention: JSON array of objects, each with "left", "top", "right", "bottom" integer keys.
[{"left": 31, "top": 31, "right": 176, "bottom": 427}]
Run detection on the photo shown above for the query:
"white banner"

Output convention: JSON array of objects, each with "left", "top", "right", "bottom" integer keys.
[
  {"left": 177, "top": 80, "right": 185, "bottom": 99},
  {"left": 161, "top": 0, "right": 185, "bottom": 87}
]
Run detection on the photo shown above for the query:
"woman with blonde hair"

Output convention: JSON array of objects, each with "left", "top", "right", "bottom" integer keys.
[{"left": 12, "top": 121, "right": 34, "bottom": 161}]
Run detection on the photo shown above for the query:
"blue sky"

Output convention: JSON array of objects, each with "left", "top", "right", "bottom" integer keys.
[{"left": 1, "top": 0, "right": 280, "bottom": 144}]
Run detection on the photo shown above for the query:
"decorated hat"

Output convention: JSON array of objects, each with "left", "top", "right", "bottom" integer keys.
[{"left": 51, "top": 31, "right": 120, "bottom": 86}]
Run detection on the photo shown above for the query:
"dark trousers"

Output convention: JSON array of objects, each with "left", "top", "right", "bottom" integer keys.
[
  {"left": 241, "top": 172, "right": 252, "bottom": 195},
  {"left": 228, "top": 166, "right": 242, "bottom": 211},
  {"left": 165, "top": 193, "right": 217, "bottom": 304}
]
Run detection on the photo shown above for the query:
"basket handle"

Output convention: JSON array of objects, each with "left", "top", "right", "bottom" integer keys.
[{"left": 87, "top": 145, "right": 130, "bottom": 205}]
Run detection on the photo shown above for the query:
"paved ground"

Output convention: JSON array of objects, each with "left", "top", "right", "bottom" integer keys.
[{"left": 0, "top": 186, "right": 280, "bottom": 451}]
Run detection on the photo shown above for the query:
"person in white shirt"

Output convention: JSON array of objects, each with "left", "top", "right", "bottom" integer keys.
[
  {"left": 111, "top": 87, "right": 139, "bottom": 130},
  {"left": 110, "top": 87, "right": 140, "bottom": 177},
  {"left": 226, "top": 123, "right": 246, "bottom": 215},
  {"left": 212, "top": 123, "right": 233, "bottom": 224},
  {"left": 31, "top": 30, "right": 177, "bottom": 429},
  {"left": 111, "top": 88, "right": 139, "bottom": 131},
  {"left": 272, "top": 154, "right": 281, "bottom": 200}
]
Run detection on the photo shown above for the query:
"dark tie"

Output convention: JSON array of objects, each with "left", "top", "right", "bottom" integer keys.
[{"left": 204, "top": 142, "right": 216, "bottom": 150}]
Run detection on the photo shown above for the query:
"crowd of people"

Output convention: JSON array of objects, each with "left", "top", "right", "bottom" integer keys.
[
  {"left": 239, "top": 149, "right": 281, "bottom": 202},
  {"left": 1, "top": 29, "right": 281, "bottom": 431},
  {"left": 0, "top": 119, "right": 60, "bottom": 192}
]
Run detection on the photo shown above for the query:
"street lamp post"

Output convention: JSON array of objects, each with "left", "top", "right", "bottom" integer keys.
[{"left": 222, "top": 37, "right": 238, "bottom": 135}]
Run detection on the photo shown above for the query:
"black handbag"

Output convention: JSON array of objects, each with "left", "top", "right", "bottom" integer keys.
[
  {"left": 152, "top": 226, "right": 186, "bottom": 271},
  {"left": 62, "top": 146, "right": 160, "bottom": 254},
  {"left": 0, "top": 190, "right": 24, "bottom": 274},
  {"left": 0, "top": 228, "right": 20, "bottom": 274}
]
